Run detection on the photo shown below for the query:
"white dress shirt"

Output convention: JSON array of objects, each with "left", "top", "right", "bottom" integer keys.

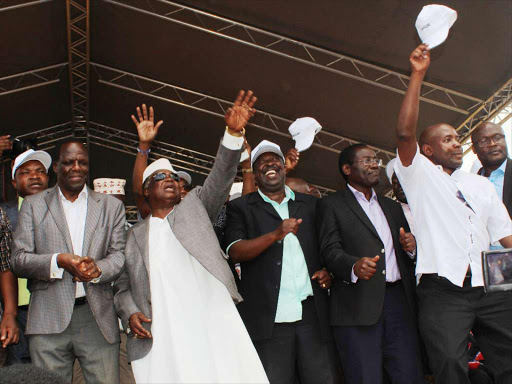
[
  {"left": 348, "top": 184, "right": 401, "bottom": 283},
  {"left": 394, "top": 145, "right": 512, "bottom": 287},
  {"left": 50, "top": 185, "right": 89, "bottom": 298}
]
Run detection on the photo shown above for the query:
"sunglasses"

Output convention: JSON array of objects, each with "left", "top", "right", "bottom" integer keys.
[{"left": 149, "top": 171, "right": 180, "bottom": 185}]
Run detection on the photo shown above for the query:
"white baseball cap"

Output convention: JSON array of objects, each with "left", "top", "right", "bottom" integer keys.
[
  {"left": 12, "top": 149, "right": 52, "bottom": 179},
  {"left": 385, "top": 158, "right": 396, "bottom": 183},
  {"left": 176, "top": 171, "right": 192, "bottom": 186},
  {"left": 142, "top": 158, "right": 176, "bottom": 185},
  {"left": 93, "top": 178, "right": 127, "bottom": 195},
  {"left": 288, "top": 117, "right": 322, "bottom": 152},
  {"left": 415, "top": 4, "right": 458, "bottom": 49},
  {"left": 251, "top": 140, "right": 285, "bottom": 168}
]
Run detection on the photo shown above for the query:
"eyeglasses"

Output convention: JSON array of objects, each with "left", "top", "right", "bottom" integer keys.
[
  {"left": 473, "top": 134, "right": 505, "bottom": 149},
  {"left": 355, "top": 157, "right": 383, "bottom": 167},
  {"left": 150, "top": 171, "right": 180, "bottom": 185}
]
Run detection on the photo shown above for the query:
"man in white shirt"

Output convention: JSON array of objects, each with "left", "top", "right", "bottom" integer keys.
[
  {"left": 11, "top": 139, "right": 126, "bottom": 383},
  {"left": 394, "top": 44, "right": 512, "bottom": 384}
]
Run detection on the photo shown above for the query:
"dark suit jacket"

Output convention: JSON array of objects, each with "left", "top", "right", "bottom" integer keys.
[
  {"left": 0, "top": 200, "right": 18, "bottom": 231},
  {"left": 223, "top": 191, "right": 331, "bottom": 342},
  {"left": 503, "top": 158, "right": 512, "bottom": 219},
  {"left": 316, "top": 188, "right": 416, "bottom": 327}
]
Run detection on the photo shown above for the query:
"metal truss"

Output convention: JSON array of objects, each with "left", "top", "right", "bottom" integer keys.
[
  {"left": 0, "top": 63, "right": 67, "bottom": 97},
  {"left": 458, "top": 78, "right": 512, "bottom": 148},
  {"left": 65, "top": 0, "right": 90, "bottom": 138},
  {"left": 91, "top": 62, "right": 396, "bottom": 168},
  {"left": 14, "top": 121, "right": 336, "bottom": 198},
  {"left": 0, "top": 0, "right": 54, "bottom": 13},
  {"left": 102, "top": 0, "right": 483, "bottom": 116}
]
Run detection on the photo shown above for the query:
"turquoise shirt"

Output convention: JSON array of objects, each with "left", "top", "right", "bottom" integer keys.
[
  {"left": 258, "top": 186, "right": 313, "bottom": 322},
  {"left": 480, "top": 160, "right": 507, "bottom": 250}
]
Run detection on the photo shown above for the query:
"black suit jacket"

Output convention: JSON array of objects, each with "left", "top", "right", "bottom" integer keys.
[
  {"left": 316, "top": 188, "right": 416, "bottom": 327},
  {"left": 223, "top": 191, "right": 331, "bottom": 342},
  {"left": 0, "top": 200, "right": 18, "bottom": 231},
  {"left": 502, "top": 158, "right": 512, "bottom": 219}
]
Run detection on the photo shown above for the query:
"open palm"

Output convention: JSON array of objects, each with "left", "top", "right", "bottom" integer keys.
[
  {"left": 225, "top": 90, "right": 257, "bottom": 132},
  {"left": 131, "top": 104, "right": 163, "bottom": 143}
]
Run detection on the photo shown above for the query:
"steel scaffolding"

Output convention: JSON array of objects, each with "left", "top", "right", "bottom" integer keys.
[
  {"left": 101, "top": 0, "right": 483, "bottom": 116},
  {"left": 65, "top": 0, "right": 90, "bottom": 139},
  {"left": 0, "top": 63, "right": 67, "bottom": 97},
  {"left": 91, "top": 62, "right": 396, "bottom": 167}
]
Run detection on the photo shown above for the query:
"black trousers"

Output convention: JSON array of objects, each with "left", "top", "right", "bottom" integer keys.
[
  {"left": 417, "top": 274, "right": 512, "bottom": 384},
  {"left": 252, "top": 297, "right": 338, "bottom": 384},
  {"left": 333, "top": 281, "right": 423, "bottom": 384}
]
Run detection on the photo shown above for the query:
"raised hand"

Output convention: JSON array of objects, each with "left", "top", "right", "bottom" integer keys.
[
  {"left": 0, "top": 135, "right": 12, "bottom": 152},
  {"left": 285, "top": 148, "right": 300, "bottom": 174},
  {"left": 131, "top": 104, "right": 163, "bottom": 145},
  {"left": 399, "top": 227, "right": 416, "bottom": 253},
  {"left": 312, "top": 269, "right": 332, "bottom": 289},
  {"left": 129, "top": 312, "right": 152, "bottom": 339},
  {"left": 273, "top": 218, "right": 302, "bottom": 242},
  {"left": 409, "top": 44, "right": 430, "bottom": 74},
  {"left": 225, "top": 90, "right": 257, "bottom": 133},
  {"left": 354, "top": 255, "right": 380, "bottom": 280}
]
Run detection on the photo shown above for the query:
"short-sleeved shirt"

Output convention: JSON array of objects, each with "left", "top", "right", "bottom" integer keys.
[{"left": 394, "top": 145, "right": 512, "bottom": 287}]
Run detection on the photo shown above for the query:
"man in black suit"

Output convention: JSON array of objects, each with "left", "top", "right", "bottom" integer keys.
[
  {"left": 317, "top": 144, "right": 422, "bottom": 384},
  {"left": 471, "top": 122, "right": 512, "bottom": 219},
  {"left": 224, "top": 140, "right": 338, "bottom": 384}
]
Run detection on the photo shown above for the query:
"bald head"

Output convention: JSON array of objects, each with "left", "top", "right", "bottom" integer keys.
[
  {"left": 471, "top": 122, "right": 508, "bottom": 169},
  {"left": 286, "top": 177, "right": 310, "bottom": 194},
  {"left": 418, "top": 123, "right": 462, "bottom": 171}
]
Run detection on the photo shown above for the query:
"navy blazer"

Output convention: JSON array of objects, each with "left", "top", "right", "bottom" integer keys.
[
  {"left": 317, "top": 188, "right": 417, "bottom": 327},
  {"left": 223, "top": 191, "right": 331, "bottom": 342}
]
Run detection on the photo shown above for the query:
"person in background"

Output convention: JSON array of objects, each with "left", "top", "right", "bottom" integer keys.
[
  {"left": 386, "top": 158, "right": 414, "bottom": 234},
  {"left": 131, "top": 104, "right": 163, "bottom": 220},
  {"left": 1, "top": 149, "right": 52, "bottom": 366},
  {"left": 176, "top": 171, "right": 193, "bottom": 199}
]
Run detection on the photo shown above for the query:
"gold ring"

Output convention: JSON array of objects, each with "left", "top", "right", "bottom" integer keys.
[
  {"left": 322, "top": 283, "right": 326, "bottom": 288},
  {"left": 134, "top": 334, "right": 138, "bottom": 339}
]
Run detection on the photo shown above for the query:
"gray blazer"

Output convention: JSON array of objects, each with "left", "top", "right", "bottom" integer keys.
[
  {"left": 11, "top": 186, "right": 126, "bottom": 344},
  {"left": 114, "top": 142, "right": 242, "bottom": 362}
]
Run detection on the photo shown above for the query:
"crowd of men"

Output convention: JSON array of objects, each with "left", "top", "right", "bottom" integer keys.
[{"left": 0, "top": 44, "right": 511, "bottom": 384}]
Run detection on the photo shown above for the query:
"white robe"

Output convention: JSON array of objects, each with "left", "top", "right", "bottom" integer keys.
[{"left": 131, "top": 215, "right": 268, "bottom": 384}]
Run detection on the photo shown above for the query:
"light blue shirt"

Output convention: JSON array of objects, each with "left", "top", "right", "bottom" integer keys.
[
  {"left": 227, "top": 186, "right": 313, "bottom": 323},
  {"left": 480, "top": 159, "right": 507, "bottom": 250},
  {"left": 258, "top": 186, "right": 313, "bottom": 322}
]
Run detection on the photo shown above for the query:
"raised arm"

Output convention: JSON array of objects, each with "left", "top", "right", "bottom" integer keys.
[
  {"left": 397, "top": 44, "right": 430, "bottom": 166},
  {"left": 241, "top": 139, "right": 257, "bottom": 196},
  {"left": 131, "top": 104, "right": 163, "bottom": 219},
  {"left": 198, "top": 90, "right": 257, "bottom": 221}
]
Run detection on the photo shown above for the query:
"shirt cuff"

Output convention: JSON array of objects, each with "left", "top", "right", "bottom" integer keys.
[
  {"left": 222, "top": 130, "right": 244, "bottom": 150},
  {"left": 351, "top": 265, "right": 358, "bottom": 283},
  {"left": 50, "top": 253, "right": 64, "bottom": 280},
  {"left": 226, "top": 239, "right": 243, "bottom": 257}
]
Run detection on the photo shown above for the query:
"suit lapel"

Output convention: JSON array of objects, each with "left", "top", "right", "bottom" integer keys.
[
  {"left": 133, "top": 219, "right": 151, "bottom": 278},
  {"left": 503, "top": 159, "right": 512, "bottom": 208},
  {"left": 343, "top": 188, "right": 380, "bottom": 240},
  {"left": 288, "top": 195, "right": 303, "bottom": 219},
  {"left": 82, "top": 189, "right": 102, "bottom": 257},
  {"left": 45, "top": 186, "right": 73, "bottom": 253},
  {"left": 248, "top": 192, "right": 282, "bottom": 221}
]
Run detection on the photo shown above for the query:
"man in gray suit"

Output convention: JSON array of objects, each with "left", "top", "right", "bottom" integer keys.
[
  {"left": 115, "top": 91, "right": 268, "bottom": 383},
  {"left": 11, "top": 139, "right": 126, "bottom": 383}
]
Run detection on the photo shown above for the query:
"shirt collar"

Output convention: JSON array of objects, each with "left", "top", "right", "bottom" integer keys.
[
  {"left": 58, "top": 184, "right": 88, "bottom": 203},
  {"left": 258, "top": 185, "right": 295, "bottom": 204},
  {"left": 347, "top": 183, "right": 377, "bottom": 202},
  {"left": 478, "top": 158, "right": 507, "bottom": 177}
]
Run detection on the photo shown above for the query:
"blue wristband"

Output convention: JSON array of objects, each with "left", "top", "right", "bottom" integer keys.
[{"left": 137, "top": 147, "right": 151, "bottom": 156}]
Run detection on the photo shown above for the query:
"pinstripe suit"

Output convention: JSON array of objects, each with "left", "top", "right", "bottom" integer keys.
[{"left": 114, "top": 143, "right": 242, "bottom": 363}]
